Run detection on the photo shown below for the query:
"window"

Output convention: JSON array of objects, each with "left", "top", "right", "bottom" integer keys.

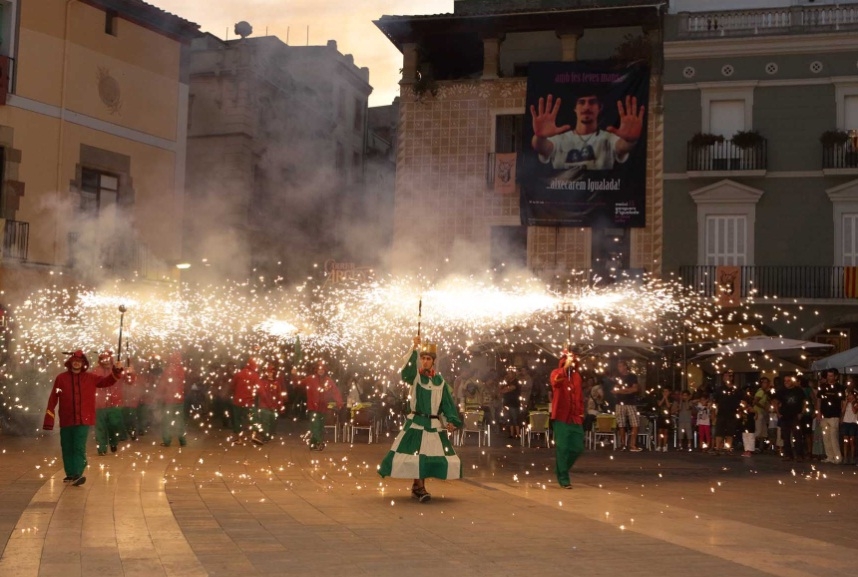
[
  {"left": 704, "top": 215, "right": 746, "bottom": 265},
  {"left": 834, "top": 81, "right": 858, "bottom": 131},
  {"left": 843, "top": 214, "right": 858, "bottom": 266},
  {"left": 700, "top": 85, "right": 754, "bottom": 135},
  {"left": 494, "top": 114, "right": 524, "bottom": 154},
  {"left": 690, "top": 180, "right": 762, "bottom": 266},
  {"left": 80, "top": 168, "right": 119, "bottom": 216},
  {"left": 709, "top": 100, "right": 744, "bottom": 140},
  {"left": 105, "top": 9, "right": 117, "bottom": 36}
]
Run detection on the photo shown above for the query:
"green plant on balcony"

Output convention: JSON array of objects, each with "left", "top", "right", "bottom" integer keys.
[
  {"left": 690, "top": 132, "right": 724, "bottom": 146},
  {"left": 731, "top": 130, "right": 764, "bottom": 149},
  {"left": 820, "top": 130, "right": 850, "bottom": 146}
]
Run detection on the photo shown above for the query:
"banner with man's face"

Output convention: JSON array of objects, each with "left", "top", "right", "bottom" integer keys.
[{"left": 519, "top": 61, "right": 649, "bottom": 228}]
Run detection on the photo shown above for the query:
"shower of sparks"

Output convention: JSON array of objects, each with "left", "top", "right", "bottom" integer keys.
[{"left": 1, "top": 270, "right": 727, "bottom": 419}]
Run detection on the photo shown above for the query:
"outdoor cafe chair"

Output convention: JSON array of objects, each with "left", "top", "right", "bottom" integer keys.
[
  {"left": 522, "top": 410, "right": 551, "bottom": 448},
  {"left": 591, "top": 414, "right": 617, "bottom": 450},
  {"left": 347, "top": 406, "right": 374, "bottom": 444},
  {"left": 458, "top": 410, "right": 490, "bottom": 447}
]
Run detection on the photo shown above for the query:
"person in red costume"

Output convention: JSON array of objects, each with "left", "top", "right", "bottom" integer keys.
[
  {"left": 302, "top": 361, "right": 343, "bottom": 450},
  {"left": 257, "top": 360, "right": 286, "bottom": 442},
  {"left": 231, "top": 357, "right": 262, "bottom": 445},
  {"left": 549, "top": 350, "right": 585, "bottom": 489},
  {"left": 93, "top": 350, "right": 127, "bottom": 455},
  {"left": 157, "top": 351, "right": 187, "bottom": 447},
  {"left": 43, "top": 350, "right": 124, "bottom": 486}
]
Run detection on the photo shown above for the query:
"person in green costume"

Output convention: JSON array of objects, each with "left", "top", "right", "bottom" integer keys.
[{"left": 378, "top": 336, "right": 462, "bottom": 503}]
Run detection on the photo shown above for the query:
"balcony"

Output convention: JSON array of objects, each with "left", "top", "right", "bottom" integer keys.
[
  {"left": 822, "top": 141, "right": 858, "bottom": 171},
  {"left": 680, "top": 5, "right": 858, "bottom": 38},
  {"left": 2, "top": 219, "right": 28, "bottom": 261},
  {"left": 679, "top": 265, "right": 858, "bottom": 301},
  {"left": 687, "top": 138, "right": 767, "bottom": 173}
]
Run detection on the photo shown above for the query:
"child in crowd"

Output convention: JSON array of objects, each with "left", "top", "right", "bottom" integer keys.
[
  {"left": 673, "top": 390, "right": 694, "bottom": 451},
  {"left": 655, "top": 388, "right": 673, "bottom": 452},
  {"left": 695, "top": 392, "right": 712, "bottom": 451},
  {"left": 767, "top": 406, "right": 781, "bottom": 454}
]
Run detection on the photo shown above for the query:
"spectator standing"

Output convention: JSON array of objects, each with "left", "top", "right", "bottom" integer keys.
[
  {"left": 655, "top": 387, "right": 673, "bottom": 452},
  {"left": 43, "top": 350, "right": 122, "bottom": 486},
  {"left": 841, "top": 390, "right": 857, "bottom": 465},
  {"left": 695, "top": 392, "right": 712, "bottom": 451},
  {"left": 673, "top": 390, "right": 694, "bottom": 451},
  {"left": 773, "top": 375, "right": 807, "bottom": 462},
  {"left": 816, "top": 369, "right": 844, "bottom": 464},
  {"left": 712, "top": 371, "right": 743, "bottom": 454},
  {"left": 499, "top": 367, "right": 522, "bottom": 439},
  {"left": 613, "top": 360, "right": 642, "bottom": 452},
  {"left": 753, "top": 377, "right": 771, "bottom": 452}
]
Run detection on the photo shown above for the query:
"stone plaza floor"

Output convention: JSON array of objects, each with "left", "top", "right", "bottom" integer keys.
[{"left": 1, "top": 419, "right": 856, "bottom": 577}]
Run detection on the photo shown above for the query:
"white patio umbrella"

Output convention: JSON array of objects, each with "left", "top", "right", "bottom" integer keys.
[
  {"left": 810, "top": 346, "right": 858, "bottom": 373},
  {"left": 693, "top": 335, "right": 832, "bottom": 359}
]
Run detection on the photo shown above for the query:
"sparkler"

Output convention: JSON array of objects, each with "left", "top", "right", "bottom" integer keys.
[
  {"left": 417, "top": 297, "right": 422, "bottom": 338},
  {"left": 116, "top": 304, "right": 127, "bottom": 364}
]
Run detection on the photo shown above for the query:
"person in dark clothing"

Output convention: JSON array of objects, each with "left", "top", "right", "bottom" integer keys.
[
  {"left": 499, "top": 368, "right": 522, "bottom": 439},
  {"left": 774, "top": 375, "right": 807, "bottom": 462},
  {"left": 713, "top": 371, "right": 743, "bottom": 454}
]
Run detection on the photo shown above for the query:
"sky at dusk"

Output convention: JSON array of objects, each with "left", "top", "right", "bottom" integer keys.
[{"left": 149, "top": 0, "right": 455, "bottom": 107}]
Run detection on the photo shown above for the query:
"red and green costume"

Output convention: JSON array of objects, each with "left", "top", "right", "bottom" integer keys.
[
  {"left": 43, "top": 351, "right": 119, "bottom": 479},
  {"left": 550, "top": 355, "right": 585, "bottom": 488}
]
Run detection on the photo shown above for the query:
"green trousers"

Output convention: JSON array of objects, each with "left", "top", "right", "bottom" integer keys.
[
  {"left": 258, "top": 408, "right": 277, "bottom": 440},
  {"left": 309, "top": 411, "right": 326, "bottom": 446},
  {"left": 161, "top": 403, "right": 187, "bottom": 446},
  {"left": 231, "top": 405, "right": 258, "bottom": 435},
  {"left": 60, "top": 425, "right": 90, "bottom": 477},
  {"left": 95, "top": 407, "right": 127, "bottom": 453},
  {"left": 553, "top": 421, "right": 585, "bottom": 487}
]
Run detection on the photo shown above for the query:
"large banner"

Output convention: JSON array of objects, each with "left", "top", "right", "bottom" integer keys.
[{"left": 519, "top": 61, "right": 649, "bottom": 228}]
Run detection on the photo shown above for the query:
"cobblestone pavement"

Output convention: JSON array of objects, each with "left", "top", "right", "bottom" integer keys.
[{"left": 1, "top": 421, "right": 856, "bottom": 577}]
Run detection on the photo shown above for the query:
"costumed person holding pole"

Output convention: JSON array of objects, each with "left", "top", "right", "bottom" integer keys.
[
  {"left": 378, "top": 335, "right": 462, "bottom": 503},
  {"left": 93, "top": 350, "right": 127, "bottom": 455},
  {"left": 550, "top": 349, "right": 585, "bottom": 489},
  {"left": 157, "top": 351, "right": 187, "bottom": 447},
  {"left": 302, "top": 361, "right": 343, "bottom": 451},
  {"left": 43, "top": 350, "right": 124, "bottom": 486}
]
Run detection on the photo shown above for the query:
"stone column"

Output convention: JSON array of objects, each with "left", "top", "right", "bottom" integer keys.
[
  {"left": 557, "top": 28, "right": 583, "bottom": 62},
  {"left": 400, "top": 43, "right": 418, "bottom": 85},
  {"left": 481, "top": 35, "right": 503, "bottom": 79}
]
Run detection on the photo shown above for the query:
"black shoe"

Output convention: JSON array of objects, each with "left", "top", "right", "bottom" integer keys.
[
  {"left": 72, "top": 476, "right": 86, "bottom": 486},
  {"left": 110, "top": 445, "right": 117, "bottom": 453},
  {"left": 63, "top": 476, "right": 73, "bottom": 482},
  {"left": 160, "top": 442, "right": 170, "bottom": 447},
  {"left": 97, "top": 451, "right": 107, "bottom": 456},
  {"left": 251, "top": 435, "right": 264, "bottom": 446},
  {"left": 411, "top": 486, "right": 431, "bottom": 503}
]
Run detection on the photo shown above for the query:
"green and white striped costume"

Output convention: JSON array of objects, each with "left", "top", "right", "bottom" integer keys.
[{"left": 378, "top": 350, "right": 463, "bottom": 480}]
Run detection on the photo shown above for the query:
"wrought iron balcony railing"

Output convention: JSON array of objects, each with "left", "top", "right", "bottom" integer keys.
[
  {"left": 2, "top": 219, "right": 28, "bottom": 261},
  {"left": 679, "top": 265, "right": 858, "bottom": 300},
  {"left": 822, "top": 142, "right": 858, "bottom": 170},
  {"left": 687, "top": 138, "right": 767, "bottom": 172}
]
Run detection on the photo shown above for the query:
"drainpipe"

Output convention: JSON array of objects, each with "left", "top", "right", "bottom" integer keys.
[{"left": 54, "top": 0, "right": 75, "bottom": 262}]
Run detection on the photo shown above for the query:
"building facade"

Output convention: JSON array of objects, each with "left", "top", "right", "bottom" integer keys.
[
  {"left": 375, "top": 0, "right": 664, "bottom": 282},
  {"left": 184, "top": 33, "right": 372, "bottom": 283},
  {"left": 663, "top": 0, "right": 858, "bottom": 346},
  {"left": 0, "top": 0, "right": 199, "bottom": 301}
]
